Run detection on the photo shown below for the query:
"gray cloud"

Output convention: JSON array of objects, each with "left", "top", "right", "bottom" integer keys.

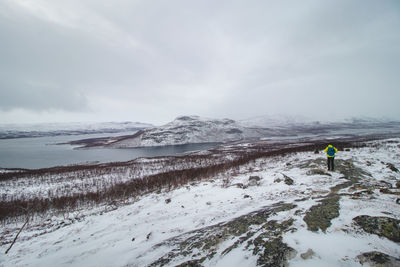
[
  {"left": 0, "top": 78, "right": 88, "bottom": 112},
  {"left": 0, "top": 0, "right": 399, "bottom": 124}
]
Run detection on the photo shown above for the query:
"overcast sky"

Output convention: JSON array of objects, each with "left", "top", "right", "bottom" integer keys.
[{"left": 0, "top": 0, "right": 399, "bottom": 125}]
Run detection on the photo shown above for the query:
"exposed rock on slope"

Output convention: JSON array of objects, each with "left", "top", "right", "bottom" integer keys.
[
  {"left": 357, "top": 251, "right": 400, "bottom": 266},
  {"left": 354, "top": 216, "right": 400, "bottom": 243},
  {"left": 148, "top": 203, "right": 297, "bottom": 267}
]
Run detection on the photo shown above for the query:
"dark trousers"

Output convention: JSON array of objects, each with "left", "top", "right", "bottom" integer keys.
[{"left": 327, "top": 157, "right": 335, "bottom": 171}]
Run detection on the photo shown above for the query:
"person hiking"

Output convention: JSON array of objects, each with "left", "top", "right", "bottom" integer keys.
[{"left": 324, "top": 144, "right": 338, "bottom": 171}]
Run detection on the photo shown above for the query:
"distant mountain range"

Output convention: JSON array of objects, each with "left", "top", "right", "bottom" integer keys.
[
  {"left": 2, "top": 115, "right": 400, "bottom": 146},
  {"left": 0, "top": 122, "right": 153, "bottom": 139},
  {"left": 105, "top": 115, "right": 400, "bottom": 148}
]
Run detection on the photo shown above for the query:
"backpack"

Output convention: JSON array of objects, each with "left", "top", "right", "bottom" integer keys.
[{"left": 327, "top": 146, "right": 335, "bottom": 157}]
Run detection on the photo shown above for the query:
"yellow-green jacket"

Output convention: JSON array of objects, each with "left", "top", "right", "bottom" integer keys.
[{"left": 324, "top": 145, "right": 338, "bottom": 157}]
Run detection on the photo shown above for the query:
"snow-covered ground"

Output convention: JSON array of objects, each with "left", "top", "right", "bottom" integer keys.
[{"left": 1, "top": 138, "right": 399, "bottom": 266}]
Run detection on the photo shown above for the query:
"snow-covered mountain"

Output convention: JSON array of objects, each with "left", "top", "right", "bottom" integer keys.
[
  {"left": 0, "top": 121, "right": 153, "bottom": 139},
  {"left": 108, "top": 116, "right": 264, "bottom": 148}
]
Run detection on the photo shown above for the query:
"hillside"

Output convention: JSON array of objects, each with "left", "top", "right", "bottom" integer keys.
[
  {"left": 1, "top": 138, "right": 399, "bottom": 266},
  {"left": 107, "top": 116, "right": 268, "bottom": 148}
]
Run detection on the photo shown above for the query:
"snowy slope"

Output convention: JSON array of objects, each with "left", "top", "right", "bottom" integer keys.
[
  {"left": 109, "top": 116, "right": 265, "bottom": 148},
  {"left": 1, "top": 138, "right": 399, "bottom": 266}
]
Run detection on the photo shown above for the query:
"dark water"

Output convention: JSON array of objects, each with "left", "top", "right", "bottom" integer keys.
[{"left": 0, "top": 133, "right": 220, "bottom": 169}]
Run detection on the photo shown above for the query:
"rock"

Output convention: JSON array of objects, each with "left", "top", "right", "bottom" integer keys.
[
  {"left": 396, "top": 181, "right": 400, "bottom": 189},
  {"left": 380, "top": 188, "right": 400, "bottom": 196},
  {"left": 175, "top": 260, "right": 204, "bottom": 267},
  {"left": 165, "top": 198, "right": 171, "bottom": 204},
  {"left": 345, "top": 148, "right": 351, "bottom": 152},
  {"left": 282, "top": 173, "right": 294, "bottom": 185},
  {"left": 233, "top": 183, "right": 245, "bottom": 189},
  {"left": 387, "top": 163, "right": 399, "bottom": 173},
  {"left": 300, "top": 249, "right": 315, "bottom": 260},
  {"left": 380, "top": 188, "right": 391, "bottom": 194},
  {"left": 274, "top": 178, "right": 282, "bottom": 183},
  {"left": 311, "top": 190, "right": 330, "bottom": 195},
  {"left": 366, "top": 161, "right": 372, "bottom": 166},
  {"left": 149, "top": 203, "right": 296, "bottom": 267},
  {"left": 247, "top": 220, "right": 298, "bottom": 267},
  {"left": 146, "top": 232, "right": 152, "bottom": 240},
  {"left": 248, "top": 176, "right": 261, "bottom": 186},
  {"left": 249, "top": 175, "right": 261, "bottom": 181},
  {"left": 294, "top": 210, "right": 303, "bottom": 216},
  {"left": 306, "top": 169, "right": 332, "bottom": 176},
  {"left": 379, "top": 181, "right": 393, "bottom": 188},
  {"left": 303, "top": 196, "right": 340, "bottom": 232},
  {"left": 243, "top": 194, "right": 251, "bottom": 199},
  {"left": 353, "top": 215, "right": 400, "bottom": 243},
  {"left": 206, "top": 201, "right": 212, "bottom": 205},
  {"left": 131, "top": 237, "right": 135, "bottom": 242},
  {"left": 357, "top": 251, "right": 400, "bottom": 266}
]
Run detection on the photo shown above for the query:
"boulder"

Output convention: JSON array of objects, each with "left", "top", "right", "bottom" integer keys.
[
  {"left": 248, "top": 176, "right": 261, "bottom": 186},
  {"left": 300, "top": 249, "right": 315, "bottom": 260},
  {"left": 282, "top": 174, "right": 294, "bottom": 185}
]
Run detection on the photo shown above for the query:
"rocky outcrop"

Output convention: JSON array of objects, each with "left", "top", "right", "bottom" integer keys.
[
  {"left": 282, "top": 174, "right": 294, "bottom": 185},
  {"left": 248, "top": 176, "right": 261, "bottom": 186},
  {"left": 357, "top": 251, "right": 400, "bottom": 267},
  {"left": 302, "top": 159, "right": 368, "bottom": 232},
  {"left": 148, "top": 203, "right": 297, "bottom": 267},
  {"left": 386, "top": 163, "right": 399, "bottom": 173},
  {"left": 353, "top": 216, "right": 400, "bottom": 243},
  {"left": 303, "top": 195, "right": 340, "bottom": 232}
]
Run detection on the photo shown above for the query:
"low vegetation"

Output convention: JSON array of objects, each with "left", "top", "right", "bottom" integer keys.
[{"left": 1, "top": 140, "right": 359, "bottom": 224}]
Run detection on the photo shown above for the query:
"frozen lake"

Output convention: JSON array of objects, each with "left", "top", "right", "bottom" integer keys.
[{"left": 0, "top": 133, "right": 220, "bottom": 169}]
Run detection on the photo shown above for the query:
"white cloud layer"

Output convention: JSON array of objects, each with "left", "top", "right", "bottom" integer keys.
[{"left": 0, "top": 0, "right": 399, "bottom": 124}]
